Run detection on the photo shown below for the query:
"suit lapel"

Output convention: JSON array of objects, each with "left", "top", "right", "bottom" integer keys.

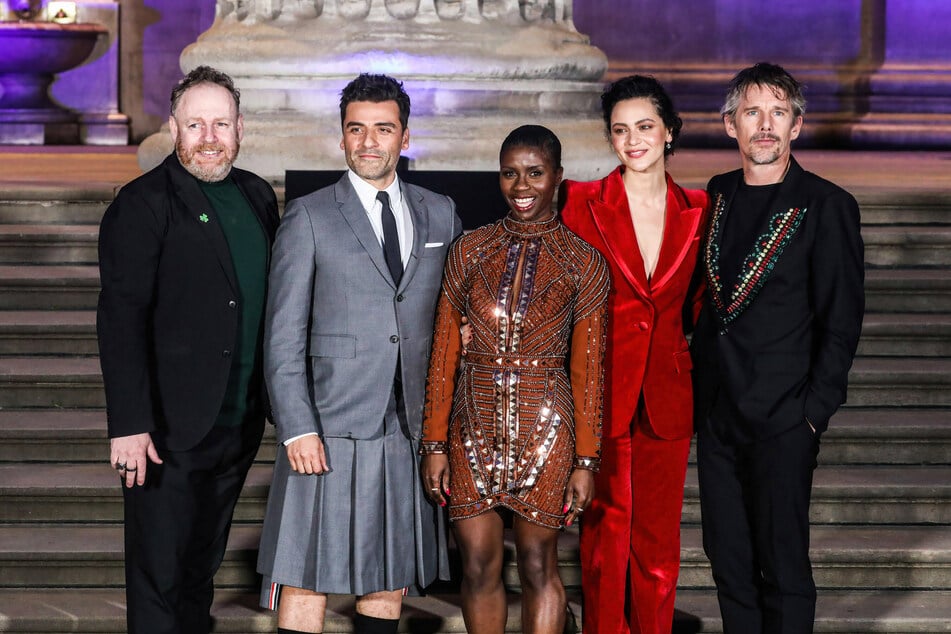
[
  {"left": 650, "top": 174, "right": 702, "bottom": 292},
  {"left": 589, "top": 168, "right": 651, "bottom": 299},
  {"left": 334, "top": 175, "right": 398, "bottom": 288},
  {"left": 400, "top": 183, "right": 428, "bottom": 292},
  {"left": 167, "top": 155, "right": 239, "bottom": 294}
]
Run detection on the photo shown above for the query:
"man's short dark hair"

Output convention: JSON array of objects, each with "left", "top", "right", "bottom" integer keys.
[
  {"left": 339, "top": 74, "right": 411, "bottom": 130},
  {"left": 500, "top": 124, "right": 562, "bottom": 170},
  {"left": 721, "top": 62, "right": 806, "bottom": 121},
  {"left": 170, "top": 66, "right": 240, "bottom": 116},
  {"left": 600, "top": 75, "right": 683, "bottom": 156}
]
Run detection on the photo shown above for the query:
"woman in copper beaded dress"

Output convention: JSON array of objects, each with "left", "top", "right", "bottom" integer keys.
[{"left": 420, "top": 125, "right": 610, "bottom": 634}]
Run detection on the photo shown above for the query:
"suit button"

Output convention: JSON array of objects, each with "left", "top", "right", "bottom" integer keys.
[
  {"left": 396, "top": 294, "right": 404, "bottom": 302},
  {"left": 222, "top": 349, "right": 231, "bottom": 357},
  {"left": 390, "top": 335, "right": 399, "bottom": 343},
  {"left": 638, "top": 321, "right": 649, "bottom": 331},
  {"left": 228, "top": 300, "right": 237, "bottom": 308}
]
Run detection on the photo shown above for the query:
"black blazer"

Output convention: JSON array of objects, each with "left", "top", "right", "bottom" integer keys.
[
  {"left": 691, "top": 157, "right": 864, "bottom": 438},
  {"left": 97, "top": 154, "right": 279, "bottom": 451}
]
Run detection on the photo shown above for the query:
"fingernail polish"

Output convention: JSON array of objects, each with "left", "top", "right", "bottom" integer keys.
[{"left": 563, "top": 504, "right": 569, "bottom": 513}]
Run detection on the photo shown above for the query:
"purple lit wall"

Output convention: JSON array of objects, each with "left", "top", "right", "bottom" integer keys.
[
  {"left": 25, "top": 0, "right": 951, "bottom": 147},
  {"left": 120, "top": 0, "right": 215, "bottom": 140},
  {"left": 574, "top": 1, "right": 865, "bottom": 66}
]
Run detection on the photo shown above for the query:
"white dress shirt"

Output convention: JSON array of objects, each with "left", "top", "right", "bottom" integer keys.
[{"left": 347, "top": 169, "right": 414, "bottom": 268}]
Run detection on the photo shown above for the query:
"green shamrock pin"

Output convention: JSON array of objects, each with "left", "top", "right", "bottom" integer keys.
[{"left": 199, "top": 213, "right": 209, "bottom": 223}]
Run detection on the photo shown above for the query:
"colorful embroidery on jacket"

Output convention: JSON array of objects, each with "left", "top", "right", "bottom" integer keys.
[{"left": 704, "top": 193, "right": 807, "bottom": 331}]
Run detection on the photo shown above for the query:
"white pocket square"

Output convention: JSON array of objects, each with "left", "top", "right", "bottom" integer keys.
[{"left": 424, "top": 242, "right": 444, "bottom": 248}]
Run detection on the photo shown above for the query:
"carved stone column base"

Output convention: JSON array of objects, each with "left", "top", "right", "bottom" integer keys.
[{"left": 138, "top": 0, "right": 614, "bottom": 182}]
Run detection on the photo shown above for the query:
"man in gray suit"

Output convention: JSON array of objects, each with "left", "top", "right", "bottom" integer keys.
[{"left": 256, "top": 74, "right": 460, "bottom": 634}]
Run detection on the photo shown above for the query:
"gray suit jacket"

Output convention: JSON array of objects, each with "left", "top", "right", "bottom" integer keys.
[{"left": 265, "top": 173, "right": 462, "bottom": 445}]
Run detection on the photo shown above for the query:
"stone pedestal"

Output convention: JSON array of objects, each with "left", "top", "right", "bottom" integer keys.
[
  {"left": 138, "top": 0, "right": 618, "bottom": 182},
  {"left": 0, "top": 21, "right": 107, "bottom": 144}
]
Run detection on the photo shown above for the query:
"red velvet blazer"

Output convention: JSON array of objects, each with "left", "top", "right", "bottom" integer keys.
[{"left": 561, "top": 167, "right": 710, "bottom": 440}]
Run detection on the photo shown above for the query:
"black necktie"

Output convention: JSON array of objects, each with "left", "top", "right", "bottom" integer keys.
[{"left": 377, "top": 190, "right": 403, "bottom": 285}]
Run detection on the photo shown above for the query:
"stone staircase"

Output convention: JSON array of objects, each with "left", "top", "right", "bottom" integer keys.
[{"left": 0, "top": 159, "right": 950, "bottom": 633}]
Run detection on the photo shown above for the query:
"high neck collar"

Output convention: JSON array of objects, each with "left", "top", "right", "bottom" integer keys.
[{"left": 502, "top": 213, "right": 560, "bottom": 237}]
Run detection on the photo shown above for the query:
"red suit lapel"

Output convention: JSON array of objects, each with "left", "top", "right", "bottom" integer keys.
[
  {"left": 651, "top": 173, "right": 703, "bottom": 292},
  {"left": 589, "top": 168, "right": 650, "bottom": 299},
  {"left": 588, "top": 169, "right": 703, "bottom": 298}
]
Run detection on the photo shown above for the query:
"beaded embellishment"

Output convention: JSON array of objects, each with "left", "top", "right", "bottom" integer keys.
[
  {"left": 705, "top": 193, "right": 806, "bottom": 332},
  {"left": 420, "top": 215, "right": 609, "bottom": 528}
]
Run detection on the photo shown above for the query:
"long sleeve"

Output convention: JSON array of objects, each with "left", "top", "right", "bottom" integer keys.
[
  {"left": 262, "top": 198, "right": 323, "bottom": 444},
  {"left": 421, "top": 240, "right": 468, "bottom": 452},
  {"left": 569, "top": 249, "right": 610, "bottom": 469},
  {"left": 804, "top": 188, "right": 865, "bottom": 432},
  {"left": 97, "top": 189, "right": 164, "bottom": 439}
]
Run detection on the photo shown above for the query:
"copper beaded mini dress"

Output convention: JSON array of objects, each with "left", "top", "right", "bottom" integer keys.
[{"left": 421, "top": 214, "right": 610, "bottom": 528}]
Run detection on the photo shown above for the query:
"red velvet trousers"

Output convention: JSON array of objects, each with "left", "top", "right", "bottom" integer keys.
[{"left": 579, "top": 407, "right": 691, "bottom": 634}]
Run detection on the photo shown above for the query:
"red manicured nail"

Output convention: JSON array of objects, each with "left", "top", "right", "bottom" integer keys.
[{"left": 563, "top": 504, "right": 569, "bottom": 513}]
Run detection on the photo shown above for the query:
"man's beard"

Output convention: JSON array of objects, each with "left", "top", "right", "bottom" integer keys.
[
  {"left": 176, "top": 140, "right": 239, "bottom": 183},
  {"left": 746, "top": 134, "right": 782, "bottom": 165}
]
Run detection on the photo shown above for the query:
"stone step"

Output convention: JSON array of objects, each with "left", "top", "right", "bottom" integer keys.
[
  {"left": 846, "top": 357, "right": 951, "bottom": 407},
  {"left": 1, "top": 310, "right": 946, "bottom": 359},
  {"left": 0, "top": 409, "right": 280, "bottom": 463},
  {"left": 858, "top": 190, "right": 951, "bottom": 226},
  {"left": 859, "top": 313, "right": 951, "bottom": 356},
  {"left": 1, "top": 523, "right": 948, "bottom": 592},
  {"left": 0, "top": 524, "right": 261, "bottom": 589},
  {"left": 0, "top": 357, "right": 103, "bottom": 409},
  {"left": 812, "top": 408, "right": 951, "bottom": 465},
  {"left": 863, "top": 226, "right": 951, "bottom": 267},
  {"left": 0, "top": 310, "right": 97, "bottom": 355},
  {"left": 0, "top": 410, "right": 108, "bottom": 463},
  {"left": 0, "top": 266, "right": 944, "bottom": 313},
  {"left": 0, "top": 224, "right": 98, "bottom": 264},
  {"left": 0, "top": 589, "right": 948, "bottom": 634},
  {"left": 677, "top": 525, "right": 951, "bottom": 591},
  {"left": 680, "top": 465, "right": 951, "bottom": 525},
  {"left": 865, "top": 269, "right": 951, "bottom": 313},
  {"left": 0, "top": 463, "right": 272, "bottom": 523},
  {"left": 0, "top": 354, "right": 943, "bottom": 414},
  {"left": 0, "top": 523, "right": 576, "bottom": 592},
  {"left": 0, "top": 589, "right": 585, "bottom": 634},
  {"left": 0, "top": 265, "right": 99, "bottom": 310},
  {"left": 2, "top": 223, "right": 948, "bottom": 267},
  {"left": 1, "top": 408, "right": 946, "bottom": 466},
  {"left": 5, "top": 462, "right": 949, "bottom": 527},
  {"left": 671, "top": 589, "right": 951, "bottom": 634},
  {"left": 0, "top": 196, "right": 109, "bottom": 225}
]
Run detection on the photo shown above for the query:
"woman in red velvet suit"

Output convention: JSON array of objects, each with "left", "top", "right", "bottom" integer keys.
[{"left": 560, "top": 76, "right": 710, "bottom": 634}]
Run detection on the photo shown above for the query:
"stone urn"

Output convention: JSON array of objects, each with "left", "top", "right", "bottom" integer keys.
[{"left": 0, "top": 21, "right": 107, "bottom": 143}]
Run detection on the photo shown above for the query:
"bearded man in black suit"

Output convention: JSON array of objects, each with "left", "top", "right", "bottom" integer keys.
[
  {"left": 97, "top": 66, "right": 279, "bottom": 634},
  {"left": 691, "top": 62, "right": 865, "bottom": 634}
]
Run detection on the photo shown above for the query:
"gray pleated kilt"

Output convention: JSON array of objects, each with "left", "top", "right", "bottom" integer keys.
[{"left": 257, "top": 414, "right": 450, "bottom": 608}]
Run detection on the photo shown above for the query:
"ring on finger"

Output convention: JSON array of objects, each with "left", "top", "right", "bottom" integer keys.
[
  {"left": 126, "top": 466, "right": 138, "bottom": 473},
  {"left": 115, "top": 462, "right": 127, "bottom": 471}
]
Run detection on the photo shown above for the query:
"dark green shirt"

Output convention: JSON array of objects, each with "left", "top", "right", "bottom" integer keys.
[{"left": 199, "top": 177, "right": 268, "bottom": 427}]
